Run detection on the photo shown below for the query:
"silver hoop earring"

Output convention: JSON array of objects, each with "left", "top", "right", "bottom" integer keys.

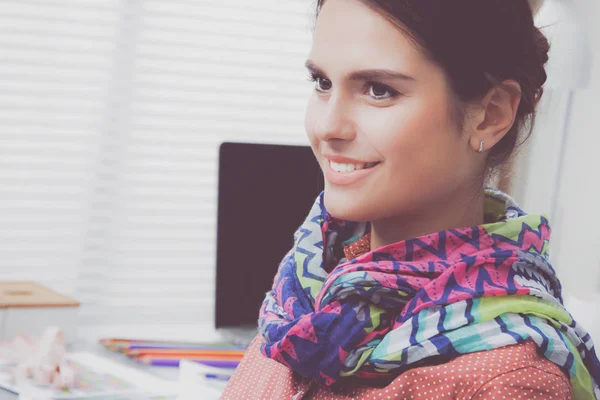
[{"left": 478, "top": 141, "right": 485, "bottom": 153}]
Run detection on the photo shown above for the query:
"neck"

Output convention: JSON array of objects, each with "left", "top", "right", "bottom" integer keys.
[{"left": 370, "top": 189, "right": 485, "bottom": 251}]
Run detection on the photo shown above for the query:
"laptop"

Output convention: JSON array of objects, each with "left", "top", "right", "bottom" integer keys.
[{"left": 214, "top": 142, "right": 324, "bottom": 346}]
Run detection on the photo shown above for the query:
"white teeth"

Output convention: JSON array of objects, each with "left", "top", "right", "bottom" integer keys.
[{"left": 330, "top": 161, "right": 367, "bottom": 173}]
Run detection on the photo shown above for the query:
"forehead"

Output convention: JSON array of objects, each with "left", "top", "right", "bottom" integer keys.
[{"left": 310, "top": 0, "right": 427, "bottom": 73}]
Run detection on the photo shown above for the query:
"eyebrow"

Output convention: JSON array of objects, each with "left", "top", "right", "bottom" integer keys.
[{"left": 305, "top": 60, "right": 416, "bottom": 82}]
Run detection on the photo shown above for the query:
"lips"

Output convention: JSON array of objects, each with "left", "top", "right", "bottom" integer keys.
[
  {"left": 329, "top": 160, "right": 380, "bottom": 173},
  {"left": 324, "top": 159, "right": 381, "bottom": 186}
]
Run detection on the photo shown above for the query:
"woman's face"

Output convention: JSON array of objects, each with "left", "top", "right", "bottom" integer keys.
[{"left": 305, "top": 0, "right": 482, "bottom": 222}]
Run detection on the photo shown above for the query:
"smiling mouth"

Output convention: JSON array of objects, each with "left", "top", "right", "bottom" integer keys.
[{"left": 329, "top": 160, "right": 381, "bottom": 173}]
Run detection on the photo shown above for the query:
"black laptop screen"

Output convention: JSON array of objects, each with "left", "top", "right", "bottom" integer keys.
[{"left": 215, "top": 142, "right": 324, "bottom": 329}]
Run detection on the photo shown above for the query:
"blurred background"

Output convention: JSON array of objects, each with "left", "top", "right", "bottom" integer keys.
[{"left": 0, "top": 0, "right": 598, "bottom": 341}]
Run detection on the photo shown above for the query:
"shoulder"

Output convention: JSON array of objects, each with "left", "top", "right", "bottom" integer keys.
[
  {"left": 222, "top": 335, "right": 306, "bottom": 400},
  {"left": 470, "top": 365, "right": 572, "bottom": 399},
  {"left": 386, "top": 341, "right": 572, "bottom": 400},
  {"left": 223, "top": 338, "right": 573, "bottom": 400},
  {"left": 311, "top": 341, "right": 573, "bottom": 400}
]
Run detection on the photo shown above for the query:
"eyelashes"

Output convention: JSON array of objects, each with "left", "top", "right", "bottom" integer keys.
[
  {"left": 306, "top": 72, "right": 331, "bottom": 92},
  {"left": 306, "top": 72, "right": 400, "bottom": 100}
]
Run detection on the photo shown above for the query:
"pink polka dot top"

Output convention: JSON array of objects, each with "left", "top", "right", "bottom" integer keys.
[{"left": 222, "top": 337, "right": 572, "bottom": 399}]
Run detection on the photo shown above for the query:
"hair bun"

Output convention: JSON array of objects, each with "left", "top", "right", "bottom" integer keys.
[{"left": 529, "top": 27, "right": 550, "bottom": 103}]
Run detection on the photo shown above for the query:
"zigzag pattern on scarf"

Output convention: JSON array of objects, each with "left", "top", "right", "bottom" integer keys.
[{"left": 258, "top": 189, "right": 600, "bottom": 399}]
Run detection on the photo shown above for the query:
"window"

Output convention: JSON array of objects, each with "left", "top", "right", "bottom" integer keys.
[{"left": 0, "top": 0, "right": 314, "bottom": 339}]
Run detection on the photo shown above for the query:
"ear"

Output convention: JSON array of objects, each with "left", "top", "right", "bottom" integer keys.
[{"left": 468, "top": 80, "right": 522, "bottom": 153}]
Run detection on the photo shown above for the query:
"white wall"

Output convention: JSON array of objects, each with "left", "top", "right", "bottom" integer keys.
[
  {"left": 513, "top": 0, "right": 600, "bottom": 296},
  {"left": 511, "top": 0, "right": 600, "bottom": 341},
  {"left": 554, "top": 0, "right": 600, "bottom": 296}
]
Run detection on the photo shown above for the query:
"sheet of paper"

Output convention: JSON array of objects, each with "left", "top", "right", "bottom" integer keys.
[
  {"left": 52, "top": 395, "right": 175, "bottom": 400},
  {"left": 177, "top": 360, "right": 226, "bottom": 400},
  {"left": 0, "top": 352, "right": 177, "bottom": 399}
]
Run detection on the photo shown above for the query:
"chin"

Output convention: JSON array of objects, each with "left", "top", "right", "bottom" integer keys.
[{"left": 323, "top": 188, "right": 374, "bottom": 222}]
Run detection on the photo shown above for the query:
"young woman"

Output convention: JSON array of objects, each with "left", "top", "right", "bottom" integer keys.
[{"left": 222, "top": 0, "right": 600, "bottom": 398}]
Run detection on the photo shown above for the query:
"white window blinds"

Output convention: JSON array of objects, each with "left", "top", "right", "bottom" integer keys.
[
  {"left": 0, "top": 0, "right": 314, "bottom": 336},
  {"left": 0, "top": 1, "right": 121, "bottom": 297}
]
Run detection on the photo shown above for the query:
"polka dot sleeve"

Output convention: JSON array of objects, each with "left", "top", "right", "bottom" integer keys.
[
  {"left": 472, "top": 366, "right": 573, "bottom": 400},
  {"left": 221, "top": 336, "right": 573, "bottom": 399}
]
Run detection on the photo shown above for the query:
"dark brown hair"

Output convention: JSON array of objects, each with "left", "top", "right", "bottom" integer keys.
[{"left": 315, "top": 0, "right": 550, "bottom": 172}]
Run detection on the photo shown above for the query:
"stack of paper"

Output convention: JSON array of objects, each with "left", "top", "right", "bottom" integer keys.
[
  {"left": 178, "top": 360, "right": 231, "bottom": 400},
  {"left": 0, "top": 352, "right": 177, "bottom": 400}
]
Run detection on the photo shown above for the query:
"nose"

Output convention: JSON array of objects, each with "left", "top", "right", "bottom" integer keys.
[{"left": 313, "top": 93, "right": 356, "bottom": 142}]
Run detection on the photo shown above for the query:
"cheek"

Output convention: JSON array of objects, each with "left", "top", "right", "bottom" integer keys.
[
  {"left": 304, "top": 94, "right": 320, "bottom": 144},
  {"left": 364, "top": 100, "right": 455, "bottom": 157},
  {"left": 366, "top": 97, "right": 467, "bottom": 186}
]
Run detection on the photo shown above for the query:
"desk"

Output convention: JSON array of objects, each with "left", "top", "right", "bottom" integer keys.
[
  {"left": 0, "top": 341, "right": 225, "bottom": 399},
  {"left": 78, "top": 341, "right": 181, "bottom": 381},
  {"left": 0, "top": 323, "right": 230, "bottom": 399}
]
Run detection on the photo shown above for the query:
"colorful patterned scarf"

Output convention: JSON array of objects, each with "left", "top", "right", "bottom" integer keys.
[{"left": 258, "top": 188, "right": 600, "bottom": 399}]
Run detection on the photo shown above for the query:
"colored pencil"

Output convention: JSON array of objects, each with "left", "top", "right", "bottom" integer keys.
[
  {"left": 131, "top": 353, "right": 243, "bottom": 361},
  {"left": 133, "top": 354, "right": 238, "bottom": 361},
  {"left": 137, "top": 357, "right": 240, "bottom": 369},
  {"left": 100, "top": 338, "right": 246, "bottom": 353},
  {"left": 100, "top": 338, "right": 247, "bottom": 370},
  {"left": 126, "top": 343, "right": 245, "bottom": 351},
  {"left": 126, "top": 349, "right": 245, "bottom": 358},
  {"left": 205, "top": 373, "right": 232, "bottom": 382},
  {"left": 101, "top": 338, "right": 243, "bottom": 345},
  {"left": 100, "top": 338, "right": 226, "bottom": 344}
]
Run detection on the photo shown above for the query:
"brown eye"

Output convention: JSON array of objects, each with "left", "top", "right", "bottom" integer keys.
[
  {"left": 316, "top": 77, "right": 332, "bottom": 92},
  {"left": 369, "top": 83, "right": 393, "bottom": 99}
]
